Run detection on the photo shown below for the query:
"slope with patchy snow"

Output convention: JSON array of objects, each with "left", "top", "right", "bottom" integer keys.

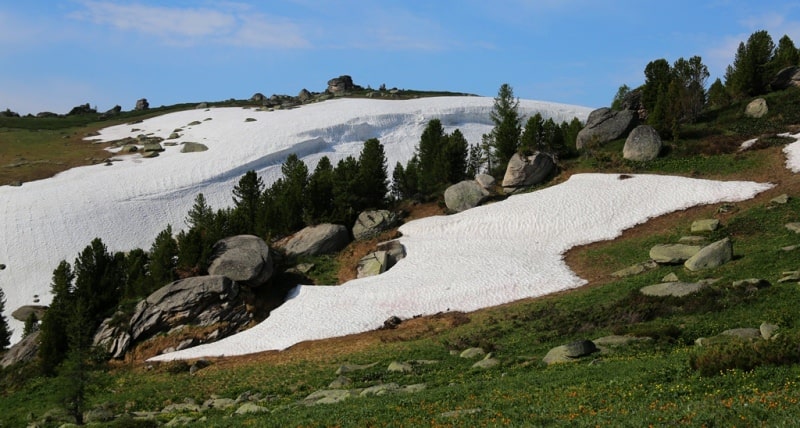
[{"left": 0, "top": 96, "right": 591, "bottom": 342}]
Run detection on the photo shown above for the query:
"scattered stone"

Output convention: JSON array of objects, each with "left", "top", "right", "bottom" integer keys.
[
  {"left": 180, "top": 142, "right": 208, "bottom": 153},
  {"left": 335, "top": 362, "right": 378, "bottom": 375},
  {"left": 781, "top": 244, "right": 799, "bottom": 251},
  {"left": 745, "top": 98, "right": 768, "bottom": 118},
  {"left": 691, "top": 219, "right": 720, "bottom": 233},
  {"left": 357, "top": 251, "right": 389, "bottom": 278},
  {"left": 778, "top": 271, "right": 800, "bottom": 283},
  {"left": 234, "top": 403, "right": 270, "bottom": 414},
  {"left": 721, "top": 328, "right": 762, "bottom": 340},
  {"left": 387, "top": 361, "right": 413, "bottom": 373},
  {"left": 245, "top": 118, "right": 257, "bottom": 122},
  {"left": 785, "top": 223, "right": 800, "bottom": 233},
  {"left": 564, "top": 340, "right": 598, "bottom": 358},
  {"left": 649, "top": 244, "right": 701, "bottom": 264},
  {"left": 640, "top": 282, "right": 708, "bottom": 297},
  {"left": 168, "top": 132, "right": 180, "bottom": 139},
  {"left": 610, "top": 260, "right": 658, "bottom": 278},
  {"left": 475, "top": 173, "right": 496, "bottom": 191},
  {"left": 298, "top": 88, "right": 312, "bottom": 102},
  {"left": 84, "top": 405, "right": 115, "bottom": 423},
  {"left": 684, "top": 237, "right": 733, "bottom": 271},
  {"left": 162, "top": 400, "right": 201, "bottom": 413},
  {"left": 165, "top": 416, "right": 196, "bottom": 426},
  {"left": 352, "top": 210, "right": 399, "bottom": 241},
  {"left": 444, "top": 180, "right": 490, "bottom": 212},
  {"left": 662, "top": 272, "right": 680, "bottom": 282},
  {"left": 203, "top": 398, "right": 237, "bottom": 410},
  {"left": 760, "top": 322, "right": 779, "bottom": 340},
  {"left": 623, "top": 125, "right": 662, "bottom": 161},
  {"left": 717, "top": 204, "right": 737, "bottom": 214},
  {"left": 678, "top": 236, "right": 707, "bottom": 244},
  {"left": 441, "top": 408, "right": 483, "bottom": 418},
  {"left": 142, "top": 143, "right": 164, "bottom": 153},
  {"left": 592, "top": 335, "right": 652, "bottom": 347},
  {"left": 361, "top": 383, "right": 401, "bottom": 397},
  {"left": 770, "top": 194, "right": 789, "bottom": 204},
  {"left": 303, "top": 389, "right": 355, "bottom": 405},
  {"left": 730, "top": 278, "right": 770, "bottom": 290},
  {"left": 459, "top": 348, "right": 486, "bottom": 359},
  {"left": 141, "top": 151, "right": 159, "bottom": 158},
  {"left": 382, "top": 315, "right": 402, "bottom": 329},
  {"left": 189, "top": 359, "right": 211, "bottom": 374},
  {"left": 328, "top": 376, "right": 352, "bottom": 389},
  {"left": 472, "top": 354, "right": 500, "bottom": 369},
  {"left": 188, "top": 121, "right": 202, "bottom": 126},
  {"left": 327, "top": 75, "right": 359, "bottom": 96}
]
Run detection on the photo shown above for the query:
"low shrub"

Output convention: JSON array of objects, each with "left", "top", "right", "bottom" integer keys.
[{"left": 689, "top": 331, "right": 800, "bottom": 376}]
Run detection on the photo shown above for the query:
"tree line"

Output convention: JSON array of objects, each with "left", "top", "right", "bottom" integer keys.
[{"left": 612, "top": 30, "right": 800, "bottom": 140}]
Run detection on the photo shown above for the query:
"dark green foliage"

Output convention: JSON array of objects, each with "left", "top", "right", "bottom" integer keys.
[
  {"left": 487, "top": 83, "right": 522, "bottom": 170},
  {"left": 690, "top": 332, "right": 800, "bottom": 376},
  {"left": 520, "top": 113, "right": 544, "bottom": 153},
  {"left": 355, "top": 138, "right": 389, "bottom": 209},
  {"left": 442, "top": 129, "right": 469, "bottom": 184},
  {"left": 610, "top": 84, "right": 631, "bottom": 110},
  {"left": 274, "top": 154, "right": 309, "bottom": 232},
  {"left": 177, "top": 194, "right": 226, "bottom": 275},
  {"left": 305, "top": 156, "right": 335, "bottom": 224},
  {"left": 185, "top": 193, "right": 214, "bottom": 231},
  {"left": 707, "top": 77, "right": 730, "bottom": 108},
  {"left": 771, "top": 34, "right": 800, "bottom": 72},
  {"left": 121, "top": 248, "right": 150, "bottom": 299},
  {"left": 466, "top": 143, "right": 485, "bottom": 178},
  {"left": 38, "top": 260, "right": 74, "bottom": 375},
  {"left": 232, "top": 170, "right": 265, "bottom": 235},
  {"left": 391, "top": 157, "right": 420, "bottom": 200},
  {"left": 642, "top": 58, "right": 671, "bottom": 115},
  {"left": 148, "top": 225, "right": 178, "bottom": 288},
  {"left": 22, "top": 312, "right": 38, "bottom": 338},
  {"left": 331, "top": 156, "right": 360, "bottom": 225},
  {"left": 396, "top": 120, "right": 471, "bottom": 198},
  {"left": 417, "top": 119, "right": 447, "bottom": 194},
  {"left": 725, "top": 30, "right": 776, "bottom": 98},
  {"left": 641, "top": 56, "right": 710, "bottom": 137},
  {"left": 0, "top": 287, "right": 10, "bottom": 350}
]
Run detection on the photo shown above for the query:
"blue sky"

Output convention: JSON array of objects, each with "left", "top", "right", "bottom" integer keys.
[{"left": 2, "top": 1, "right": 799, "bottom": 115}]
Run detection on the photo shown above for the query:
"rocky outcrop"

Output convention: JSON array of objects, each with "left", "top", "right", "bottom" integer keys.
[
  {"left": 623, "top": 125, "right": 662, "bottom": 161},
  {"left": 501, "top": 152, "right": 556, "bottom": 193},
  {"left": 444, "top": 180, "right": 490, "bottom": 212},
  {"left": 475, "top": 174, "right": 496, "bottom": 191},
  {"left": 0, "top": 331, "right": 40, "bottom": 368},
  {"left": 298, "top": 89, "right": 313, "bottom": 102},
  {"left": 745, "top": 98, "right": 768, "bottom": 118},
  {"left": 67, "top": 103, "right": 96, "bottom": 116},
  {"left": 11, "top": 305, "right": 47, "bottom": 322},
  {"left": 93, "top": 314, "right": 132, "bottom": 359},
  {"left": 327, "top": 75, "right": 360, "bottom": 95},
  {"left": 352, "top": 210, "right": 399, "bottom": 241},
  {"left": 649, "top": 244, "right": 701, "bottom": 264},
  {"left": 129, "top": 275, "right": 252, "bottom": 345},
  {"left": 575, "top": 108, "right": 637, "bottom": 150},
  {"left": 277, "top": 224, "right": 351, "bottom": 259},
  {"left": 135, "top": 98, "right": 149, "bottom": 111},
  {"left": 250, "top": 93, "right": 266, "bottom": 103},
  {"left": 208, "top": 235, "right": 274, "bottom": 288},
  {"left": 770, "top": 66, "right": 800, "bottom": 90},
  {"left": 684, "top": 237, "right": 733, "bottom": 271}
]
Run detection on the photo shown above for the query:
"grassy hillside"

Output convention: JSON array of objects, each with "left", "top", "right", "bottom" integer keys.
[{"left": 2, "top": 90, "right": 800, "bottom": 426}]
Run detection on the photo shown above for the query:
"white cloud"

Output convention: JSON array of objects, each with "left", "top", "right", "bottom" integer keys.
[{"left": 70, "top": 1, "right": 310, "bottom": 48}]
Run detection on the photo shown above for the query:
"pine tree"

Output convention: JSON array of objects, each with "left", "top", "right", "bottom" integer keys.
[
  {"left": 707, "top": 78, "right": 730, "bottom": 108},
  {"left": 725, "top": 30, "right": 775, "bottom": 98},
  {"left": 466, "top": 143, "right": 485, "bottom": 178},
  {"left": 520, "top": 113, "right": 544, "bottom": 154},
  {"left": 185, "top": 193, "right": 214, "bottom": 231},
  {"left": 39, "top": 260, "right": 74, "bottom": 375},
  {"left": 23, "top": 312, "right": 39, "bottom": 338},
  {"left": 488, "top": 83, "right": 521, "bottom": 170},
  {"left": 770, "top": 34, "right": 800, "bottom": 74},
  {"left": 278, "top": 154, "right": 309, "bottom": 231},
  {"left": 232, "top": 170, "right": 265, "bottom": 235},
  {"left": 72, "top": 238, "right": 122, "bottom": 342},
  {"left": 305, "top": 156, "right": 335, "bottom": 224},
  {"left": 417, "top": 119, "right": 447, "bottom": 194},
  {"left": 331, "top": 156, "right": 360, "bottom": 225},
  {"left": 0, "top": 287, "right": 11, "bottom": 350},
  {"left": 148, "top": 226, "right": 178, "bottom": 288},
  {"left": 356, "top": 138, "right": 389, "bottom": 209},
  {"left": 443, "top": 129, "right": 469, "bottom": 184},
  {"left": 610, "top": 84, "right": 631, "bottom": 110}
]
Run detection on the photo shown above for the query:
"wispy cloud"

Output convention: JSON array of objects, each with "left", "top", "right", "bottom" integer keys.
[{"left": 70, "top": 1, "right": 310, "bottom": 48}]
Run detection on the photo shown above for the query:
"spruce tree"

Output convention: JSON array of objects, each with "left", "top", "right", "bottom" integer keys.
[
  {"left": 331, "top": 156, "right": 360, "bottom": 225},
  {"left": 771, "top": 34, "right": 800, "bottom": 74},
  {"left": 72, "top": 238, "right": 122, "bottom": 341},
  {"left": 278, "top": 154, "right": 309, "bottom": 231},
  {"left": 417, "top": 119, "right": 447, "bottom": 194},
  {"left": 356, "top": 138, "right": 389, "bottom": 209},
  {"left": 148, "top": 226, "right": 178, "bottom": 288},
  {"left": 466, "top": 143, "right": 485, "bottom": 178},
  {"left": 725, "top": 30, "right": 775, "bottom": 98},
  {"left": 39, "top": 260, "right": 74, "bottom": 375},
  {"left": 443, "top": 129, "right": 469, "bottom": 184},
  {"left": 186, "top": 193, "right": 214, "bottom": 231},
  {"left": 232, "top": 170, "right": 265, "bottom": 235},
  {"left": 0, "top": 286, "right": 10, "bottom": 350},
  {"left": 488, "top": 83, "right": 521, "bottom": 171},
  {"left": 305, "top": 156, "right": 335, "bottom": 224},
  {"left": 520, "top": 113, "right": 544, "bottom": 153}
]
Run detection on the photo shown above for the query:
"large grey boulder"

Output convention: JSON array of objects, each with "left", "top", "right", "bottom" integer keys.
[
  {"left": 129, "top": 275, "right": 252, "bottom": 344},
  {"left": 575, "top": 108, "right": 637, "bottom": 150},
  {"left": 649, "top": 244, "right": 701, "bottom": 264},
  {"left": 444, "top": 180, "right": 490, "bottom": 212},
  {"left": 356, "top": 251, "right": 389, "bottom": 278},
  {"left": 208, "top": 235, "right": 273, "bottom": 288},
  {"left": 0, "top": 330, "right": 40, "bottom": 368},
  {"left": 375, "top": 240, "right": 406, "bottom": 269},
  {"left": 770, "top": 66, "right": 800, "bottom": 90},
  {"left": 135, "top": 98, "right": 149, "bottom": 111},
  {"left": 278, "top": 224, "right": 350, "bottom": 259},
  {"left": 475, "top": 174, "right": 496, "bottom": 191},
  {"left": 640, "top": 282, "right": 708, "bottom": 297},
  {"left": 623, "top": 125, "right": 662, "bottom": 161},
  {"left": 352, "top": 210, "right": 399, "bottom": 241},
  {"left": 298, "top": 88, "right": 313, "bottom": 102},
  {"left": 501, "top": 152, "right": 556, "bottom": 193},
  {"left": 327, "top": 75, "right": 359, "bottom": 95},
  {"left": 684, "top": 237, "right": 733, "bottom": 271},
  {"left": 745, "top": 98, "right": 768, "bottom": 118}
]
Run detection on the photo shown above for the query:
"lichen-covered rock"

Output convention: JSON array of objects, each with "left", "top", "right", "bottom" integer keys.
[
  {"left": 575, "top": 108, "right": 637, "bottom": 150},
  {"left": 501, "top": 152, "right": 556, "bottom": 193},
  {"left": 277, "top": 224, "right": 350, "bottom": 259},
  {"left": 444, "top": 180, "right": 490, "bottom": 212},
  {"left": 649, "top": 244, "right": 701, "bottom": 264},
  {"left": 352, "top": 210, "right": 399, "bottom": 241},
  {"left": 684, "top": 237, "right": 733, "bottom": 271},
  {"left": 745, "top": 98, "right": 768, "bottom": 118},
  {"left": 208, "top": 235, "right": 273, "bottom": 288},
  {"left": 623, "top": 125, "right": 662, "bottom": 161},
  {"left": 180, "top": 142, "right": 208, "bottom": 153}
]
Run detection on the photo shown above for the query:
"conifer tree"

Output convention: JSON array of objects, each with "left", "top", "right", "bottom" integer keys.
[
  {"left": 278, "top": 154, "right": 309, "bottom": 232},
  {"left": 725, "top": 30, "right": 775, "bottom": 98},
  {"left": 488, "top": 83, "right": 521, "bottom": 171},
  {"left": 331, "top": 156, "right": 360, "bottom": 225},
  {"left": 39, "top": 260, "right": 74, "bottom": 375},
  {"left": 417, "top": 119, "right": 447, "bottom": 194},
  {"left": 305, "top": 156, "right": 335, "bottom": 224},
  {"left": 770, "top": 34, "right": 800, "bottom": 74},
  {"left": 72, "top": 238, "right": 122, "bottom": 341},
  {"left": 356, "top": 138, "right": 389, "bottom": 209},
  {"left": 443, "top": 129, "right": 469, "bottom": 183},
  {"left": 466, "top": 143, "right": 485, "bottom": 178},
  {"left": 0, "top": 286, "right": 10, "bottom": 350},
  {"left": 232, "top": 170, "right": 264, "bottom": 235},
  {"left": 520, "top": 113, "right": 544, "bottom": 153},
  {"left": 148, "top": 226, "right": 178, "bottom": 288}
]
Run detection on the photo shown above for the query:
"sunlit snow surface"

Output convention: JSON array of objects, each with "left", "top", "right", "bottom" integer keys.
[{"left": 781, "top": 132, "right": 800, "bottom": 172}]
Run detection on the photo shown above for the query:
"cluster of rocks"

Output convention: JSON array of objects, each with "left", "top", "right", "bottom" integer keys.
[
  {"left": 248, "top": 75, "right": 367, "bottom": 112},
  {"left": 542, "top": 335, "right": 652, "bottom": 365}
]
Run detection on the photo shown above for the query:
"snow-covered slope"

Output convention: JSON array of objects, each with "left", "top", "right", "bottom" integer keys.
[
  {"left": 0, "top": 96, "right": 591, "bottom": 343},
  {"left": 150, "top": 173, "right": 770, "bottom": 360}
]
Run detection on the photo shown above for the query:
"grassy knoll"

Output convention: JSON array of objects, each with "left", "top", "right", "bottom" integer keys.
[{"left": 2, "top": 91, "right": 800, "bottom": 426}]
